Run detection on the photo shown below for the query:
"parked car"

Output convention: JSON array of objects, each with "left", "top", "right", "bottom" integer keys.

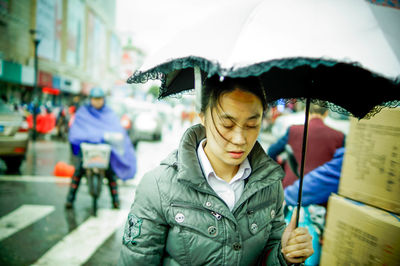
[
  {"left": 107, "top": 98, "right": 133, "bottom": 134},
  {"left": 0, "top": 100, "right": 29, "bottom": 173},
  {"left": 131, "top": 110, "right": 162, "bottom": 147},
  {"left": 108, "top": 98, "right": 164, "bottom": 148}
]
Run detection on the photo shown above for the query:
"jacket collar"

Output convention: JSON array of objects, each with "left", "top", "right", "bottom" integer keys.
[
  {"left": 170, "top": 124, "right": 283, "bottom": 189},
  {"left": 161, "top": 124, "right": 284, "bottom": 221},
  {"left": 197, "top": 138, "right": 252, "bottom": 184}
]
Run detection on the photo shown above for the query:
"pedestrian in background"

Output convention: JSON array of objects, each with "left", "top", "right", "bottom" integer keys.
[
  {"left": 118, "top": 76, "right": 313, "bottom": 265},
  {"left": 268, "top": 104, "right": 345, "bottom": 188},
  {"left": 66, "top": 87, "right": 137, "bottom": 209},
  {"left": 284, "top": 147, "right": 345, "bottom": 207}
]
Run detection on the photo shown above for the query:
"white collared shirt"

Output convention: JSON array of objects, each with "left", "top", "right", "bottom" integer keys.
[{"left": 197, "top": 139, "right": 251, "bottom": 211}]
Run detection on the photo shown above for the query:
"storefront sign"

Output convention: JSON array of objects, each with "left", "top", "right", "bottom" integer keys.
[
  {"left": 60, "top": 77, "right": 72, "bottom": 92},
  {"left": 60, "top": 77, "right": 81, "bottom": 94},
  {"left": 0, "top": 60, "right": 21, "bottom": 83},
  {"left": 21, "top": 65, "right": 35, "bottom": 86},
  {"left": 42, "top": 87, "right": 60, "bottom": 95},
  {"left": 70, "top": 79, "right": 81, "bottom": 94},
  {"left": 38, "top": 71, "right": 53, "bottom": 87},
  {"left": 52, "top": 76, "right": 61, "bottom": 89}
]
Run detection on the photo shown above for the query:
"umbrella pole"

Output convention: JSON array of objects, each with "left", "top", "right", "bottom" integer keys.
[
  {"left": 194, "top": 66, "right": 202, "bottom": 112},
  {"left": 295, "top": 97, "right": 311, "bottom": 227}
]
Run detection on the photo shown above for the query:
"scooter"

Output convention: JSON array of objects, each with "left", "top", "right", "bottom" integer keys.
[{"left": 80, "top": 132, "right": 123, "bottom": 216}]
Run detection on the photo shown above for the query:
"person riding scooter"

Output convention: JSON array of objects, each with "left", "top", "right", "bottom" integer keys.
[{"left": 65, "top": 87, "right": 137, "bottom": 209}]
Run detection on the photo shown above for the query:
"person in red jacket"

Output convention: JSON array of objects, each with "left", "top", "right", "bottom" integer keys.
[{"left": 268, "top": 104, "right": 345, "bottom": 188}]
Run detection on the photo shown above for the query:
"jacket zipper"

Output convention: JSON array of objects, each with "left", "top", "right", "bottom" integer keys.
[
  {"left": 171, "top": 202, "right": 222, "bottom": 220},
  {"left": 170, "top": 202, "right": 207, "bottom": 212}
]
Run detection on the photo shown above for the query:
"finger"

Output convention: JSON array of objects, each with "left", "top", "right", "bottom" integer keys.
[
  {"left": 286, "top": 228, "right": 312, "bottom": 242},
  {"left": 285, "top": 256, "right": 307, "bottom": 264},
  {"left": 291, "top": 227, "right": 310, "bottom": 236},
  {"left": 287, "top": 207, "right": 298, "bottom": 230},
  {"left": 287, "top": 233, "right": 313, "bottom": 246},
  {"left": 282, "top": 242, "right": 310, "bottom": 254},
  {"left": 285, "top": 248, "right": 314, "bottom": 259}
]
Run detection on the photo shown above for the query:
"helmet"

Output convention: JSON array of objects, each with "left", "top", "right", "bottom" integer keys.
[{"left": 89, "top": 87, "right": 105, "bottom": 98}]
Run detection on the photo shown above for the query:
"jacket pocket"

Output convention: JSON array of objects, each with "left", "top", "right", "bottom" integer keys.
[
  {"left": 245, "top": 201, "right": 276, "bottom": 239},
  {"left": 169, "top": 202, "right": 221, "bottom": 239},
  {"left": 168, "top": 202, "right": 224, "bottom": 265}
]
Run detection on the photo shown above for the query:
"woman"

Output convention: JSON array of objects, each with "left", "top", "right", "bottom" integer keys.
[{"left": 118, "top": 76, "right": 313, "bottom": 265}]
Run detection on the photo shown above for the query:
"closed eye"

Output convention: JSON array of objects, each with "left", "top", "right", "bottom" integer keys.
[
  {"left": 247, "top": 125, "right": 258, "bottom": 129},
  {"left": 222, "top": 124, "right": 234, "bottom": 129}
]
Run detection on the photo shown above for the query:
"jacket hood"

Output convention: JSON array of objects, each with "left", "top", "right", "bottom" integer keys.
[{"left": 162, "top": 124, "right": 284, "bottom": 188}]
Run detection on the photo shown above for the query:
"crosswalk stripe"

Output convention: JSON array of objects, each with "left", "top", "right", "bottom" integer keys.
[
  {"left": 0, "top": 175, "right": 137, "bottom": 187},
  {"left": 33, "top": 209, "right": 129, "bottom": 266},
  {"left": 0, "top": 175, "right": 70, "bottom": 183},
  {"left": 0, "top": 205, "right": 55, "bottom": 242}
]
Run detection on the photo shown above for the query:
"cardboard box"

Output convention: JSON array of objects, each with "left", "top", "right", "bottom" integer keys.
[
  {"left": 320, "top": 194, "right": 400, "bottom": 266},
  {"left": 339, "top": 107, "right": 400, "bottom": 214}
]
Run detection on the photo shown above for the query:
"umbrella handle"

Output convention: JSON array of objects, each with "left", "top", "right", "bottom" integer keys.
[{"left": 295, "top": 97, "right": 311, "bottom": 228}]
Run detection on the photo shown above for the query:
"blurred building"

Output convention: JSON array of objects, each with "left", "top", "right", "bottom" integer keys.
[
  {"left": 120, "top": 38, "right": 144, "bottom": 83},
  {"left": 113, "top": 37, "right": 145, "bottom": 98},
  {"left": 0, "top": 0, "right": 123, "bottom": 106}
]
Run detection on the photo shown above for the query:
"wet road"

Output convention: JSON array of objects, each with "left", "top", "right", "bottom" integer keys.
[
  {"left": 0, "top": 123, "right": 275, "bottom": 265},
  {"left": 0, "top": 122, "right": 187, "bottom": 266},
  {"left": 0, "top": 176, "right": 129, "bottom": 265}
]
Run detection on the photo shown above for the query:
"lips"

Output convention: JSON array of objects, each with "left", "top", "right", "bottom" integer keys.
[{"left": 228, "top": 151, "right": 245, "bottom": 159}]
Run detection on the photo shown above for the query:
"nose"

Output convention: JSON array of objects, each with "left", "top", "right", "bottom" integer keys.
[{"left": 231, "top": 127, "right": 246, "bottom": 145}]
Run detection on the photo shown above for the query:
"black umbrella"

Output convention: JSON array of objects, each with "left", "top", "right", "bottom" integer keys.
[{"left": 128, "top": 0, "right": 400, "bottom": 226}]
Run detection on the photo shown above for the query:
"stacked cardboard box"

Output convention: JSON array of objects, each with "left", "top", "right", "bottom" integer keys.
[
  {"left": 320, "top": 194, "right": 400, "bottom": 265},
  {"left": 320, "top": 108, "right": 400, "bottom": 266},
  {"left": 339, "top": 108, "right": 400, "bottom": 214}
]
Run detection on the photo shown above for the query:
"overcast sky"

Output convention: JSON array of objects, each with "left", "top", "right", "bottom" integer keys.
[{"left": 115, "top": 0, "right": 235, "bottom": 55}]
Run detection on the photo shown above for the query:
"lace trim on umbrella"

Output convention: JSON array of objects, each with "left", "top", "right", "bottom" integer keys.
[
  {"left": 127, "top": 56, "right": 365, "bottom": 84},
  {"left": 273, "top": 98, "right": 400, "bottom": 119},
  {"left": 127, "top": 56, "right": 400, "bottom": 119}
]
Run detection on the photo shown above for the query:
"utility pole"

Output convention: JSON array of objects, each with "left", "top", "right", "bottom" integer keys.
[{"left": 30, "top": 29, "right": 40, "bottom": 141}]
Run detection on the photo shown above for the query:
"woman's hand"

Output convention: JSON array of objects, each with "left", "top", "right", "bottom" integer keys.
[{"left": 281, "top": 208, "right": 314, "bottom": 264}]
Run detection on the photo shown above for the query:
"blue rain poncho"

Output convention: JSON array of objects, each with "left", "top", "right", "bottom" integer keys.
[{"left": 69, "top": 104, "right": 137, "bottom": 181}]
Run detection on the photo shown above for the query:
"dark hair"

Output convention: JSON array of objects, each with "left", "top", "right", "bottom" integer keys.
[
  {"left": 200, "top": 75, "right": 267, "bottom": 144},
  {"left": 201, "top": 75, "right": 267, "bottom": 114},
  {"left": 310, "top": 104, "right": 328, "bottom": 115}
]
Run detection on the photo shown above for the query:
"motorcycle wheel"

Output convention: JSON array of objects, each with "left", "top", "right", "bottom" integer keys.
[
  {"left": 89, "top": 172, "right": 103, "bottom": 216},
  {"left": 91, "top": 174, "right": 99, "bottom": 198},
  {"left": 93, "top": 196, "right": 98, "bottom": 216},
  {"left": 88, "top": 173, "right": 99, "bottom": 216}
]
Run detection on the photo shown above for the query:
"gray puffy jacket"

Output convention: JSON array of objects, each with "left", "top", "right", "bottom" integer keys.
[{"left": 118, "top": 124, "right": 287, "bottom": 265}]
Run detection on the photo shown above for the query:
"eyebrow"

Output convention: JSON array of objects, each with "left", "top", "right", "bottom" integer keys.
[{"left": 220, "top": 113, "right": 261, "bottom": 121}]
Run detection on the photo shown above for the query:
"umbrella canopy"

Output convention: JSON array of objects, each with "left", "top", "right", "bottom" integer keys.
[
  {"left": 129, "top": 0, "right": 400, "bottom": 118},
  {"left": 128, "top": 0, "right": 400, "bottom": 227}
]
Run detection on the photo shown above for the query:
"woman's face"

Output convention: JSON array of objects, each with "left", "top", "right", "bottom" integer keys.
[{"left": 200, "top": 88, "right": 263, "bottom": 170}]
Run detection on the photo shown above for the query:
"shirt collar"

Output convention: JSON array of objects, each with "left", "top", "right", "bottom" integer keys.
[{"left": 197, "top": 139, "right": 251, "bottom": 184}]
